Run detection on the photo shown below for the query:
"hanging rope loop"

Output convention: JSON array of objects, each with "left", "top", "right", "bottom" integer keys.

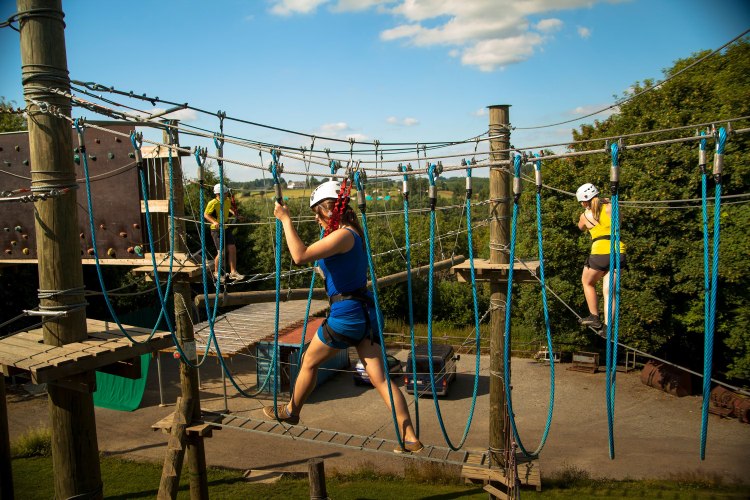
[
  {"left": 610, "top": 140, "right": 620, "bottom": 193},
  {"left": 355, "top": 169, "right": 367, "bottom": 212},
  {"left": 270, "top": 149, "right": 283, "bottom": 203},
  {"left": 534, "top": 151, "right": 543, "bottom": 193},
  {"left": 714, "top": 126, "right": 727, "bottom": 183},
  {"left": 698, "top": 130, "right": 708, "bottom": 173},
  {"left": 512, "top": 153, "right": 522, "bottom": 203},
  {"left": 427, "top": 162, "right": 441, "bottom": 211}
]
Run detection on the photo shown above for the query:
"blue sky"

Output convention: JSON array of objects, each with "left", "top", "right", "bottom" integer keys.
[{"left": 1, "top": 0, "right": 748, "bottom": 182}]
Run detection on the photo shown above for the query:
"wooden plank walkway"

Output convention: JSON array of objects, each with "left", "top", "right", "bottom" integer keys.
[
  {"left": 0, "top": 318, "right": 172, "bottom": 384},
  {"left": 189, "top": 300, "right": 330, "bottom": 358}
]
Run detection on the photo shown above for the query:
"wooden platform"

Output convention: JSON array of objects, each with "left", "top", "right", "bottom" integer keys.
[
  {"left": 0, "top": 318, "right": 172, "bottom": 384},
  {"left": 152, "top": 410, "right": 225, "bottom": 438},
  {"left": 452, "top": 259, "right": 540, "bottom": 283},
  {"left": 462, "top": 455, "right": 542, "bottom": 492},
  {"left": 184, "top": 300, "right": 330, "bottom": 358}
]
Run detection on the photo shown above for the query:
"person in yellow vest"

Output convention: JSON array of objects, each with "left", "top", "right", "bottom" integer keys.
[
  {"left": 576, "top": 183, "right": 626, "bottom": 329},
  {"left": 204, "top": 183, "right": 244, "bottom": 281}
]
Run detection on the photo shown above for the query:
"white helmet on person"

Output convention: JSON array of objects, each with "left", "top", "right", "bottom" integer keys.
[
  {"left": 214, "top": 183, "right": 231, "bottom": 195},
  {"left": 576, "top": 183, "right": 599, "bottom": 202},
  {"left": 309, "top": 180, "right": 341, "bottom": 208}
]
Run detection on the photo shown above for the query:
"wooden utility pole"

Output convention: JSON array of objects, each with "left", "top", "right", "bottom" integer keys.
[
  {"left": 0, "top": 376, "right": 12, "bottom": 500},
  {"left": 157, "top": 123, "right": 208, "bottom": 499},
  {"left": 488, "top": 105, "right": 511, "bottom": 469},
  {"left": 18, "top": 0, "right": 103, "bottom": 497}
]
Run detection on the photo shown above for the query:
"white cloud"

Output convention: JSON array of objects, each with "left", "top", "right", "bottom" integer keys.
[
  {"left": 462, "top": 33, "right": 542, "bottom": 72},
  {"left": 270, "top": 0, "right": 611, "bottom": 71},
  {"left": 319, "top": 121, "right": 351, "bottom": 132},
  {"left": 381, "top": 0, "right": 609, "bottom": 71},
  {"left": 387, "top": 116, "right": 419, "bottom": 126},
  {"left": 535, "top": 18, "right": 562, "bottom": 32},
  {"left": 270, "top": 0, "right": 329, "bottom": 16},
  {"left": 332, "top": 0, "right": 393, "bottom": 12},
  {"left": 345, "top": 133, "right": 369, "bottom": 141},
  {"left": 136, "top": 107, "right": 198, "bottom": 121},
  {"left": 571, "top": 103, "right": 618, "bottom": 118},
  {"left": 472, "top": 108, "right": 488, "bottom": 117}
]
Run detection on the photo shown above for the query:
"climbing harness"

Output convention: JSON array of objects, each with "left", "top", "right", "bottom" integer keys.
[
  {"left": 502, "top": 153, "right": 556, "bottom": 458},
  {"left": 355, "top": 169, "right": 404, "bottom": 448},
  {"left": 605, "top": 140, "right": 623, "bottom": 459},
  {"left": 700, "top": 126, "right": 725, "bottom": 459}
]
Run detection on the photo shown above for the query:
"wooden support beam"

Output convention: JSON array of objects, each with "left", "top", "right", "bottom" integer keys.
[
  {"left": 195, "top": 255, "right": 466, "bottom": 308},
  {"left": 18, "top": 1, "right": 103, "bottom": 498},
  {"left": 0, "top": 376, "right": 13, "bottom": 500},
  {"left": 488, "top": 104, "right": 511, "bottom": 472}
]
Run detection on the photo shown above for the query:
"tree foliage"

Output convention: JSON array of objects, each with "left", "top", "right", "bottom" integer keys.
[{"left": 513, "top": 41, "right": 750, "bottom": 382}]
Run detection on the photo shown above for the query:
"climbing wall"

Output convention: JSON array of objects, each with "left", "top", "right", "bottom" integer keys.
[{"left": 0, "top": 123, "right": 146, "bottom": 262}]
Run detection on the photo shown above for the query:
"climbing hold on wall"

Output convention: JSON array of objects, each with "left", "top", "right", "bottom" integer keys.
[
  {"left": 119, "top": 231, "right": 128, "bottom": 238},
  {"left": 10, "top": 240, "right": 17, "bottom": 246},
  {"left": 108, "top": 152, "right": 115, "bottom": 160},
  {"left": 80, "top": 232, "right": 85, "bottom": 239},
  {"left": 22, "top": 248, "right": 29, "bottom": 255},
  {"left": 14, "top": 226, "right": 22, "bottom": 232},
  {"left": 107, "top": 248, "right": 116, "bottom": 257},
  {"left": 4, "top": 249, "right": 11, "bottom": 255},
  {"left": 133, "top": 223, "right": 140, "bottom": 229},
  {"left": 127, "top": 246, "right": 135, "bottom": 254},
  {"left": 133, "top": 245, "right": 143, "bottom": 256},
  {"left": 99, "top": 224, "right": 106, "bottom": 230},
  {"left": 21, "top": 234, "right": 28, "bottom": 240},
  {"left": 87, "top": 248, "right": 95, "bottom": 256}
]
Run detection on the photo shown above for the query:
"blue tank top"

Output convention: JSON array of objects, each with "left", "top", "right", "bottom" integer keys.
[
  {"left": 318, "top": 228, "right": 375, "bottom": 334},
  {"left": 319, "top": 228, "right": 367, "bottom": 296}
]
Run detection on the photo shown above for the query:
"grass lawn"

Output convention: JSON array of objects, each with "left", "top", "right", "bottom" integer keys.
[{"left": 10, "top": 456, "right": 749, "bottom": 499}]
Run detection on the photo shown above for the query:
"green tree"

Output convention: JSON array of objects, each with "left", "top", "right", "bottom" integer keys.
[
  {"left": 513, "top": 41, "right": 750, "bottom": 382},
  {"left": 0, "top": 97, "right": 26, "bottom": 132}
]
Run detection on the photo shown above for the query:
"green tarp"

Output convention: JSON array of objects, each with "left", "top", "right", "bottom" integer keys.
[{"left": 93, "top": 353, "right": 150, "bottom": 411}]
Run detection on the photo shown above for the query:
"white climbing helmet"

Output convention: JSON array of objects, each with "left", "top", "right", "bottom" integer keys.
[
  {"left": 309, "top": 180, "right": 341, "bottom": 208},
  {"left": 576, "top": 183, "right": 599, "bottom": 202},
  {"left": 214, "top": 183, "right": 231, "bottom": 195}
]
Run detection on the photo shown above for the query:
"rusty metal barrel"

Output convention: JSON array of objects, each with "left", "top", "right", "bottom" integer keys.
[{"left": 640, "top": 360, "right": 692, "bottom": 397}]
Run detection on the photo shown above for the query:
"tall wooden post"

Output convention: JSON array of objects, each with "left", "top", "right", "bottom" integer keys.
[
  {"left": 0, "top": 376, "right": 13, "bottom": 500},
  {"left": 488, "top": 105, "right": 511, "bottom": 468},
  {"left": 18, "top": 1, "right": 103, "bottom": 498},
  {"left": 157, "top": 123, "right": 208, "bottom": 499}
]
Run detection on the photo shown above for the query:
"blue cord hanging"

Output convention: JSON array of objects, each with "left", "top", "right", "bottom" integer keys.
[
  {"left": 400, "top": 163, "right": 420, "bottom": 437},
  {"left": 604, "top": 141, "right": 623, "bottom": 459},
  {"left": 700, "top": 127, "right": 725, "bottom": 459},
  {"left": 424, "top": 162, "right": 480, "bottom": 451},
  {"left": 355, "top": 170, "right": 404, "bottom": 448},
  {"left": 502, "top": 153, "right": 556, "bottom": 458}
]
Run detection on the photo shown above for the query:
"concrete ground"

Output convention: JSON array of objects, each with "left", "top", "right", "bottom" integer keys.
[{"left": 6, "top": 349, "right": 750, "bottom": 483}]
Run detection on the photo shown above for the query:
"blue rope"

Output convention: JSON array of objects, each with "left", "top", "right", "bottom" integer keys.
[
  {"left": 74, "top": 120, "right": 171, "bottom": 343},
  {"left": 502, "top": 154, "right": 555, "bottom": 458},
  {"left": 271, "top": 150, "right": 283, "bottom": 418},
  {"left": 605, "top": 142, "right": 622, "bottom": 459},
  {"left": 424, "top": 163, "right": 478, "bottom": 450},
  {"left": 701, "top": 127, "right": 725, "bottom": 459},
  {"left": 195, "top": 144, "right": 272, "bottom": 395},
  {"left": 355, "top": 170, "right": 403, "bottom": 448},
  {"left": 401, "top": 164, "right": 420, "bottom": 437}
]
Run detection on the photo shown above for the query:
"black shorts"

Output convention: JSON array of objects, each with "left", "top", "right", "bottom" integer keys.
[
  {"left": 585, "top": 254, "right": 626, "bottom": 272},
  {"left": 210, "top": 228, "right": 235, "bottom": 251}
]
